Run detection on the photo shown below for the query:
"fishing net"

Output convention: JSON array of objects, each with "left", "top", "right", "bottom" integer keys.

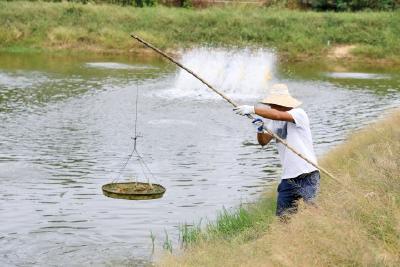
[{"left": 102, "top": 85, "right": 165, "bottom": 200}]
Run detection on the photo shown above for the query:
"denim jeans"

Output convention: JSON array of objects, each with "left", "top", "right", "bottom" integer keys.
[{"left": 276, "top": 171, "right": 320, "bottom": 217}]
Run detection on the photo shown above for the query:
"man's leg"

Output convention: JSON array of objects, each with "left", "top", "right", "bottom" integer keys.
[
  {"left": 276, "top": 179, "right": 302, "bottom": 217},
  {"left": 299, "top": 171, "right": 320, "bottom": 204}
]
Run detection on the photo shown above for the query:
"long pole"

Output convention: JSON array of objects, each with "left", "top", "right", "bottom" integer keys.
[{"left": 130, "top": 34, "right": 341, "bottom": 184}]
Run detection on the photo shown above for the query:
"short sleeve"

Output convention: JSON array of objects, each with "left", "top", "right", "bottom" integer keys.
[{"left": 288, "top": 108, "right": 309, "bottom": 129}]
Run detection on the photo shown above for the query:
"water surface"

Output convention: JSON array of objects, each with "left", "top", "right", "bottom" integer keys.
[{"left": 0, "top": 49, "right": 399, "bottom": 266}]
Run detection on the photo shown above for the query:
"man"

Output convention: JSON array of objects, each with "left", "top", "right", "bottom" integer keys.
[{"left": 234, "top": 84, "right": 320, "bottom": 217}]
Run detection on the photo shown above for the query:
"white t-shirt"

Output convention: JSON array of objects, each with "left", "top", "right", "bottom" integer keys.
[{"left": 266, "top": 108, "right": 318, "bottom": 179}]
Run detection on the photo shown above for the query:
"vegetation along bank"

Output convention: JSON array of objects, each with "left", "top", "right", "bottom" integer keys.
[
  {"left": 1, "top": 1, "right": 400, "bottom": 64},
  {"left": 161, "top": 110, "right": 400, "bottom": 266}
]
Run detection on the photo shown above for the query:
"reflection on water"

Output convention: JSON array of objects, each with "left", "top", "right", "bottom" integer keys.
[
  {"left": 324, "top": 72, "right": 390, "bottom": 80},
  {"left": 0, "top": 50, "right": 399, "bottom": 266},
  {"left": 86, "top": 62, "right": 156, "bottom": 70}
]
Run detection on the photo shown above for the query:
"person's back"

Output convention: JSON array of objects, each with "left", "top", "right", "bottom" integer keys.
[
  {"left": 268, "top": 107, "right": 317, "bottom": 179},
  {"left": 234, "top": 84, "right": 320, "bottom": 218}
]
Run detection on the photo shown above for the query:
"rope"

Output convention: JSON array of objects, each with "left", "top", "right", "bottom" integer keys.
[
  {"left": 112, "top": 82, "right": 157, "bottom": 186},
  {"left": 130, "top": 34, "right": 341, "bottom": 185},
  {"left": 113, "top": 146, "right": 136, "bottom": 183},
  {"left": 133, "top": 82, "right": 139, "bottom": 151},
  {"left": 136, "top": 150, "right": 158, "bottom": 184}
]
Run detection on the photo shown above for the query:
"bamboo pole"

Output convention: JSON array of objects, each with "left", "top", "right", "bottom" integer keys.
[{"left": 130, "top": 34, "right": 341, "bottom": 185}]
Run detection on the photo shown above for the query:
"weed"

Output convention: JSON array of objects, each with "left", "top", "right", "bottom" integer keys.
[
  {"left": 149, "top": 230, "right": 156, "bottom": 254},
  {"left": 163, "top": 230, "right": 173, "bottom": 253}
]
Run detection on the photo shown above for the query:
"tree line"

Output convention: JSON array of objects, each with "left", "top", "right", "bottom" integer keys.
[
  {"left": 2, "top": 0, "right": 399, "bottom": 10},
  {"left": 299, "top": 0, "right": 399, "bottom": 11}
]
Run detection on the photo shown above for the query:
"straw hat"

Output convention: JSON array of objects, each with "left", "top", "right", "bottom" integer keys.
[{"left": 260, "top": 83, "right": 302, "bottom": 108}]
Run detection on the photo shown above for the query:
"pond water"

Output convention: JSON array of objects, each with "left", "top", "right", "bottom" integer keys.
[{"left": 0, "top": 49, "right": 399, "bottom": 266}]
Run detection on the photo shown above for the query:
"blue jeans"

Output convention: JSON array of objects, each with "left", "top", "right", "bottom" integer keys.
[{"left": 276, "top": 171, "right": 320, "bottom": 217}]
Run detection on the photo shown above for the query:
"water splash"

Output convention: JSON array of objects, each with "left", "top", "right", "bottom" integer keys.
[{"left": 161, "top": 48, "right": 277, "bottom": 101}]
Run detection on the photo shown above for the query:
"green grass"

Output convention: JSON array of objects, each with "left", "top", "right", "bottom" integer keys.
[
  {"left": 179, "top": 193, "right": 277, "bottom": 247},
  {"left": 1, "top": 2, "right": 400, "bottom": 63}
]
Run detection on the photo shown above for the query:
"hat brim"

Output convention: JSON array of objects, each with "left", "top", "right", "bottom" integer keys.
[{"left": 260, "top": 95, "right": 302, "bottom": 108}]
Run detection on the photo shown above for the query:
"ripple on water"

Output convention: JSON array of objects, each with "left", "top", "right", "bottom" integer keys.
[{"left": 0, "top": 71, "right": 49, "bottom": 89}]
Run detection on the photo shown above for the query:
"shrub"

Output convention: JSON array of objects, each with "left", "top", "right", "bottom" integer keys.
[{"left": 306, "top": 0, "right": 398, "bottom": 11}]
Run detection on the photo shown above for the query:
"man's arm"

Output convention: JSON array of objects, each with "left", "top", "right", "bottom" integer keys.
[
  {"left": 254, "top": 105, "right": 294, "bottom": 123},
  {"left": 234, "top": 105, "right": 294, "bottom": 146},
  {"left": 252, "top": 118, "right": 274, "bottom": 146}
]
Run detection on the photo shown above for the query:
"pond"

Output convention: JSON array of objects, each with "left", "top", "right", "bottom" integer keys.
[{"left": 0, "top": 49, "right": 399, "bottom": 266}]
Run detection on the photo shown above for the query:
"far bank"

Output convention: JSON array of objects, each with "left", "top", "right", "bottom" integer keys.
[{"left": 1, "top": 2, "right": 400, "bottom": 65}]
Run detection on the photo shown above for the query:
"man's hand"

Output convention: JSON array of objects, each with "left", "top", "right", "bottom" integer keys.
[
  {"left": 234, "top": 105, "right": 255, "bottom": 116},
  {"left": 252, "top": 118, "right": 264, "bottom": 133}
]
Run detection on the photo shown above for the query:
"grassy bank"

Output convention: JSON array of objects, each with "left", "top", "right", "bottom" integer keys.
[
  {"left": 162, "top": 110, "right": 400, "bottom": 266},
  {"left": 1, "top": 2, "right": 400, "bottom": 64}
]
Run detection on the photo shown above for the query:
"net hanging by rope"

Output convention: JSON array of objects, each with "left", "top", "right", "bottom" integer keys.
[{"left": 102, "top": 83, "right": 166, "bottom": 200}]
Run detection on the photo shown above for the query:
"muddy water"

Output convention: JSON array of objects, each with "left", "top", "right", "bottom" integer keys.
[{"left": 0, "top": 50, "right": 399, "bottom": 266}]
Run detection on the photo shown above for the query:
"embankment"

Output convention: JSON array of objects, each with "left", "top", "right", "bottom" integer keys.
[
  {"left": 1, "top": 2, "right": 400, "bottom": 64},
  {"left": 161, "top": 110, "right": 400, "bottom": 266}
]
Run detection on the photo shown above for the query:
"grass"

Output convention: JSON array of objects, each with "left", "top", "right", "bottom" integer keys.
[
  {"left": 179, "top": 194, "right": 277, "bottom": 247},
  {"left": 1, "top": 2, "right": 400, "bottom": 63},
  {"left": 161, "top": 109, "right": 400, "bottom": 266}
]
